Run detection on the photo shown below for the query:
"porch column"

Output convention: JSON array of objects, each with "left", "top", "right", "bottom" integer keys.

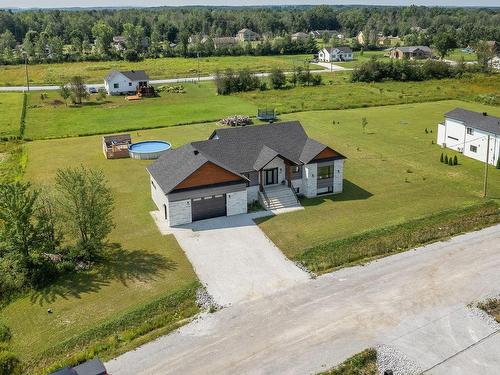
[
  {"left": 286, "top": 162, "right": 292, "bottom": 187},
  {"left": 259, "top": 170, "right": 263, "bottom": 192}
]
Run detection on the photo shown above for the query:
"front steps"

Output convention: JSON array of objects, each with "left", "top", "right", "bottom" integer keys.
[{"left": 259, "top": 185, "right": 301, "bottom": 210}]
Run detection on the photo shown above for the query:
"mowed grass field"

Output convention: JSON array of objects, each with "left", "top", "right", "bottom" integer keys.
[
  {"left": 0, "top": 54, "right": 316, "bottom": 86},
  {"left": 24, "top": 74, "right": 500, "bottom": 140},
  {"left": 0, "top": 92, "right": 23, "bottom": 138},
  {"left": 25, "top": 81, "right": 257, "bottom": 139},
  {"left": 1, "top": 123, "right": 224, "bottom": 368},
  {"left": 257, "top": 100, "right": 500, "bottom": 258},
  {"left": 239, "top": 73, "right": 500, "bottom": 114}
]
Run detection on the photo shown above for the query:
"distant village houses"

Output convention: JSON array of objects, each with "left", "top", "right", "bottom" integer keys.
[
  {"left": 213, "top": 37, "right": 238, "bottom": 49},
  {"left": 291, "top": 32, "right": 309, "bottom": 41},
  {"left": 318, "top": 47, "right": 353, "bottom": 62},
  {"left": 310, "top": 30, "right": 343, "bottom": 40},
  {"left": 236, "top": 29, "right": 260, "bottom": 42}
]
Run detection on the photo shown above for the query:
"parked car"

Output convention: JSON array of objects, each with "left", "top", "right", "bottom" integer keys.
[{"left": 88, "top": 87, "right": 98, "bottom": 94}]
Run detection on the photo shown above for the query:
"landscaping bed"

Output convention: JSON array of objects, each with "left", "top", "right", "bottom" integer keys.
[
  {"left": 319, "top": 348, "right": 378, "bottom": 375},
  {"left": 478, "top": 298, "right": 500, "bottom": 323}
]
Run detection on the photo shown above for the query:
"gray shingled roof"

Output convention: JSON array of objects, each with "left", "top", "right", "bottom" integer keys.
[
  {"left": 73, "top": 358, "right": 107, "bottom": 375},
  {"left": 121, "top": 70, "right": 149, "bottom": 81},
  {"left": 445, "top": 108, "right": 500, "bottom": 135},
  {"left": 148, "top": 122, "right": 345, "bottom": 194},
  {"left": 397, "top": 46, "right": 431, "bottom": 53}
]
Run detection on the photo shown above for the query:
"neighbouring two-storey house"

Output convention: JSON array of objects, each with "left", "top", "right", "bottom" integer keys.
[
  {"left": 148, "top": 122, "right": 346, "bottom": 226},
  {"left": 318, "top": 47, "right": 353, "bottom": 62},
  {"left": 236, "top": 29, "right": 260, "bottom": 42},
  {"left": 437, "top": 108, "right": 500, "bottom": 166}
]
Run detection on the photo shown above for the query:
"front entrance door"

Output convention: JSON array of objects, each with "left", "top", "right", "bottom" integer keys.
[{"left": 264, "top": 168, "right": 278, "bottom": 185}]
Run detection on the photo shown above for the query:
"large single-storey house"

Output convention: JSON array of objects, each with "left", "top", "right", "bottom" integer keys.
[
  {"left": 148, "top": 121, "right": 346, "bottom": 226},
  {"left": 104, "top": 70, "right": 149, "bottom": 95},
  {"left": 318, "top": 47, "right": 353, "bottom": 62},
  {"left": 437, "top": 108, "right": 500, "bottom": 166},
  {"left": 389, "top": 46, "right": 432, "bottom": 60}
]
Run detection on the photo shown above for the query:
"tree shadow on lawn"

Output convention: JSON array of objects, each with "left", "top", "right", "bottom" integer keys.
[
  {"left": 30, "top": 244, "right": 177, "bottom": 306},
  {"left": 301, "top": 179, "right": 373, "bottom": 207}
]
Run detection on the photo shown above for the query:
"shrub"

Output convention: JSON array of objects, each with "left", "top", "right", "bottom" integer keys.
[
  {"left": 448, "top": 157, "right": 453, "bottom": 166},
  {"left": 0, "top": 351, "right": 19, "bottom": 375},
  {"left": 453, "top": 155, "right": 458, "bottom": 165},
  {"left": 0, "top": 323, "right": 10, "bottom": 343},
  {"left": 496, "top": 158, "right": 500, "bottom": 169},
  {"left": 444, "top": 155, "right": 449, "bottom": 164},
  {"left": 440, "top": 153, "right": 444, "bottom": 163}
]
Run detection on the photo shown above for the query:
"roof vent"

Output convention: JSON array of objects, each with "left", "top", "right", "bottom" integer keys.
[
  {"left": 483, "top": 112, "right": 488, "bottom": 116},
  {"left": 194, "top": 150, "right": 199, "bottom": 155}
]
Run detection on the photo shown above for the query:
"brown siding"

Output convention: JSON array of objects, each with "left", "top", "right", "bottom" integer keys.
[
  {"left": 174, "top": 162, "right": 244, "bottom": 190},
  {"left": 312, "top": 147, "right": 340, "bottom": 161}
]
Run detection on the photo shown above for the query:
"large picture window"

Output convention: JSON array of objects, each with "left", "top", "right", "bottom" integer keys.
[{"left": 317, "top": 165, "right": 333, "bottom": 180}]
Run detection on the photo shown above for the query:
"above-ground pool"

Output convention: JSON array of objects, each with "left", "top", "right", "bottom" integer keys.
[{"left": 128, "top": 140, "right": 171, "bottom": 160}]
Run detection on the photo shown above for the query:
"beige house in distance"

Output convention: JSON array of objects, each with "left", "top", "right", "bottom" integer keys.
[
  {"left": 236, "top": 28, "right": 260, "bottom": 42},
  {"left": 291, "top": 32, "right": 309, "bottom": 41}
]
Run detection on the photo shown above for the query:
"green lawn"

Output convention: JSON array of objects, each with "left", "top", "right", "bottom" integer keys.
[
  {"left": 447, "top": 48, "right": 477, "bottom": 63},
  {"left": 0, "top": 54, "right": 317, "bottom": 86},
  {"left": 1, "top": 122, "right": 223, "bottom": 371},
  {"left": 257, "top": 100, "right": 500, "bottom": 259},
  {"left": 25, "top": 81, "right": 257, "bottom": 139},
  {"left": 333, "top": 50, "right": 386, "bottom": 68},
  {"left": 0, "top": 92, "right": 23, "bottom": 138},
  {"left": 239, "top": 73, "right": 500, "bottom": 114}
]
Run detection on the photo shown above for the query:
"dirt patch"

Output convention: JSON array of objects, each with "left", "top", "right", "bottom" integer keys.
[{"left": 50, "top": 99, "right": 64, "bottom": 106}]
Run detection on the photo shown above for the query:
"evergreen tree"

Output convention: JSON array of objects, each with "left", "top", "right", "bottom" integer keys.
[
  {"left": 453, "top": 155, "right": 458, "bottom": 165},
  {"left": 440, "top": 153, "right": 444, "bottom": 163},
  {"left": 444, "top": 155, "right": 449, "bottom": 164}
]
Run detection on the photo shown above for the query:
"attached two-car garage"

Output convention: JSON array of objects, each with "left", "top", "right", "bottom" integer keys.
[{"left": 191, "top": 194, "right": 227, "bottom": 221}]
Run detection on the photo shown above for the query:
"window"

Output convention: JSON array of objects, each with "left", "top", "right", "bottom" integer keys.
[
  {"left": 470, "top": 145, "right": 478, "bottom": 153},
  {"left": 113, "top": 83, "right": 119, "bottom": 89},
  {"left": 292, "top": 166, "right": 300, "bottom": 173},
  {"left": 129, "top": 82, "right": 132, "bottom": 86},
  {"left": 467, "top": 128, "right": 474, "bottom": 135},
  {"left": 317, "top": 165, "right": 333, "bottom": 180}
]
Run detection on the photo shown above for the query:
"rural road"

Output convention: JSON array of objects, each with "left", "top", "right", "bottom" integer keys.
[
  {"left": 106, "top": 224, "right": 500, "bottom": 375},
  {"left": 0, "top": 65, "right": 349, "bottom": 92}
]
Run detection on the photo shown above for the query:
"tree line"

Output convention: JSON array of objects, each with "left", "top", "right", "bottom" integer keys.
[
  {"left": 351, "top": 57, "right": 486, "bottom": 83},
  {"left": 0, "top": 5, "right": 499, "bottom": 64},
  {"left": 0, "top": 166, "right": 114, "bottom": 299},
  {"left": 214, "top": 65, "right": 322, "bottom": 95}
]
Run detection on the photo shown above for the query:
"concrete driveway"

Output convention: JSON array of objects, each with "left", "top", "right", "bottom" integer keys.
[
  {"left": 107, "top": 224, "right": 500, "bottom": 375},
  {"left": 163, "top": 211, "right": 309, "bottom": 306}
]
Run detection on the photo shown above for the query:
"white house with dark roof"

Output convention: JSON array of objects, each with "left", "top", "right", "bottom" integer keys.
[
  {"left": 104, "top": 70, "right": 150, "bottom": 95},
  {"left": 437, "top": 108, "right": 500, "bottom": 166},
  {"left": 318, "top": 47, "right": 353, "bottom": 62},
  {"left": 147, "top": 121, "right": 346, "bottom": 226}
]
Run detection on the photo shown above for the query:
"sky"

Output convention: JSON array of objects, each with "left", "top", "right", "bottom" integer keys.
[{"left": 0, "top": 0, "right": 498, "bottom": 9}]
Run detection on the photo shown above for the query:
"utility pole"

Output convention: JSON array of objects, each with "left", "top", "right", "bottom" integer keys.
[
  {"left": 483, "top": 134, "right": 491, "bottom": 198},
  {"left": 24, "top": 52, "right": 30, "bottom": 92},
  {"left": 197, "top": 52, "right": 200, "bottom": 83}
]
